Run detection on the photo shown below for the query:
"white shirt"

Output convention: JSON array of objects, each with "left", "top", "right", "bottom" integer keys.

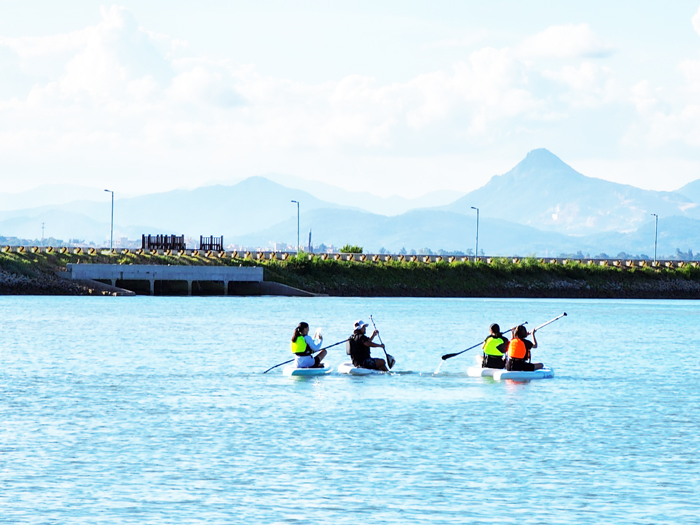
[{"left": 294, "top": 335, "right": 323, "bottom": 368}]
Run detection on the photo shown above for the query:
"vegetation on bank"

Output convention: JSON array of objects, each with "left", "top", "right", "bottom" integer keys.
[
  {"left": 263, "top": 254, "right": 700, "bottom": 298},
  {"left": 339, "top": 244, "right": 363, "bottom": 253},
  {"left": 2, "top": 249, "right": 700, "bottom": 298}
]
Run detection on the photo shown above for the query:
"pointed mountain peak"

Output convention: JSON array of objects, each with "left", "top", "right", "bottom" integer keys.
[
  {"left": 517, "top": 148, "right": 570, "bottom": 171},
  {"left": 500, "top": 148, "right": 583, "bottom": 185}
]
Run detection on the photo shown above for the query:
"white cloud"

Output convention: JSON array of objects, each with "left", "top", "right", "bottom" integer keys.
[
  {"left": 1, "top": 6, "right": 699, "bottom": 196},
  {"left": 0, "top": 14, "right": 613, "bottom": 165},
  {"left": 518, "top": 24, "right": 614, "bottom": 59},
  {"left": 693, "top": 5, "right": 700, "bottom": 37},
  {"left": 679, "top": 57, "right": 700, "bottom": 93},
  {"left": 637, "top": 105, "right": 700, "bottom": 148},
  {"left": 630, "top": 80, "right": 658, "bottom": 113},
  {"left": 543, "top": 62, "right": 621, "bottom": 108}
]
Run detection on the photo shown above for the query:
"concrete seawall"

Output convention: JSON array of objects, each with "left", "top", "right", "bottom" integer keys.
[{"left": 64, "top": 264, "right": 318, "bottom": 296}]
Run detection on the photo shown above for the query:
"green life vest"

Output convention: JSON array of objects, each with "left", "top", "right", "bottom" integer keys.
[
  {"left": 483, "top": 336, "right": 506, "bottom": 356},
  {"left": 291, "top": 336, "right": 311, "bottom": 356}
]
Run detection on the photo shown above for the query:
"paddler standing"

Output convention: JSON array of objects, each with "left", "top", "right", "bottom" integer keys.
[
  {"left": 291, "top": 322, "right": 326, "bottom": 368},
  {"left": 481, "top": 323, "right": 508, "bottom": 369}
]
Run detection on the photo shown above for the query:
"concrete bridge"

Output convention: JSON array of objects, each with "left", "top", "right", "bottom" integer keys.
[{"left": 64, "top": 263, "right": 313, "bottom": 296}]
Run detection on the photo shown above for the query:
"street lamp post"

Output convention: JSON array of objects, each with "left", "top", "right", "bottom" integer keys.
[
  {"left": 291, "top": 200, "right": 300, "bottom": 254},
  {"left": 471, "top": 206, "right": 479, "bottom": 261},
  {"left": 651, "top": 213, "right": 658, "bottom": 264},
  {"left": 104, "top": 189, "right": 114, "bottom": 250}
]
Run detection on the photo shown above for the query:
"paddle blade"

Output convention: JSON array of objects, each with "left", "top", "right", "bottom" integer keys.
[
  {"left": 387, "top": 354, "right": 396, "bottom": 369},
  {"left": 441, "top": 353, "right": 458, "bottom": 360}
]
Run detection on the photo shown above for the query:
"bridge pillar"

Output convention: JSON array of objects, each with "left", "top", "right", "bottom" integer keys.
[
  {"left": 187, "top": 280, "right": 192, "bottom": 296},
  {"left": 149, "top": 279, "right": 155, "bottom": 296},
  {"left": 224, "top": 281, "right": 229, "bottom": 296}
]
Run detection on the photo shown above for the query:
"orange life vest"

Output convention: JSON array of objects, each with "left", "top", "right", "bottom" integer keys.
[{"left": 508, "top": 338, "right": 529, "bottom": 361}]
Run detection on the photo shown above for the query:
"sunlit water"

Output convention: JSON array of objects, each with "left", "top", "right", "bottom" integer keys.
[{"left": 1, "top": 296, "right": 699, "bottom": 524}]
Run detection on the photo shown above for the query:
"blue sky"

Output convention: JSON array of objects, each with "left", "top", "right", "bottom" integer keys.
[{"left": 1, "top": 1, "right": 700, "bottom": 197}]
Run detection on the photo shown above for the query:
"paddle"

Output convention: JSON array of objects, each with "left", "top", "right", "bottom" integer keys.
[
  {"left": 262, "top": 338, "right": 348, "bottom": 374},
  {"left": 528, "top": 312, "right": 567, "bottom": 333},
  {"left": 369, "top": 314, "right": 394, "bottom": 369},
  {"left": 441, "top": 322, "right": 527, "bottom": 360}
]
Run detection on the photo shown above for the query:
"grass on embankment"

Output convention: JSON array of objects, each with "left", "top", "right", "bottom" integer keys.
[
  {"left": 1, "top": 251, "right": 700, "bottom": 298},
  {"left": 263, "top": 255, "right": 700, "bottom": 298}
]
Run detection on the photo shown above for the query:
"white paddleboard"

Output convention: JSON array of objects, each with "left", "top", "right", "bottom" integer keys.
[
  {"left": 467, "top": 366, "right": 500, "bottom": 377},
  {"left": 492, "top": 367, "right": 554, "bottom": 381},
  {"left": 337, "top": 362, "right": 386, "bottom": 375},
  {"left": 282, "top": 364, "right": 332, "bottom": 376}
]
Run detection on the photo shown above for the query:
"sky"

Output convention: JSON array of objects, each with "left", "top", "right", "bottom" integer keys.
[{"left": 1, "top": 1, "right": 700, "bottom": 198}]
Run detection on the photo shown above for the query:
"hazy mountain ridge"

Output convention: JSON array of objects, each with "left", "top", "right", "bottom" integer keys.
[
  {"left": 0, "top": 177, "right": 354, "bottom": 242},
  {"left": 676, "top": 179, "right": 700, "bottom": 205},
  {"left": 261, "top": 173, "right": 465, "bottom": 216},
  {"left": 236, "top": 207, "right": 700, "bottom": 257},
  {"left": 236, "top": 208, "right": 576, "bottom": 255},
  {"left": 0, "top": 184, "right": 117, "bottom": 211},
  {"left": 2, "top": 149, "right": 700, "bottom": 256},
  {"left": 439, "top": 149, "right": 699, "bottom": 235}
]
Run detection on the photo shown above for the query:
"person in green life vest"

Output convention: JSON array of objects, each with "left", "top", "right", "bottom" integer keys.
[
  {"left": 291, "top": 322, "right": 326, "bottom": 368},
  {"left": 481, "top": 323, "right": 509, "bottom": 369}
]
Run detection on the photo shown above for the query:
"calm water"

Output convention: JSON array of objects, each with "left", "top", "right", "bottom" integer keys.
[{"left": 1, "top": 296, "right": 699, "bottom": 524}]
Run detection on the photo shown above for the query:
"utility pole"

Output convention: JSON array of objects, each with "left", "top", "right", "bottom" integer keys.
[
  {"left": 651, "top": 213, "right": 658, "bottom": 264},
  {"left": 471, "top": 206, "right": 479, "bottom": 261},
  {"left": 105, "top": 189, "right": 114, "bottom": 250},
  {"left": 291, "top": 200, "right": 300, "bottom": 254}
]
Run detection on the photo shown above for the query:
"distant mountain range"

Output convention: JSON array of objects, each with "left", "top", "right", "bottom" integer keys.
[
  {"left": 439, "top": 149, "right": 699, "bottom": 235},
  {"left": 676, "top": 179, "right": 700, "bottom": 205},
  {"left": 1, "top": 149, "right": 699, "bottom": 257},
  {"left": 261, "top": 172, "right": 465, "bottom": 216}
]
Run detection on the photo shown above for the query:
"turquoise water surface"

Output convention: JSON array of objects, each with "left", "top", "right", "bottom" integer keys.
[{"left": 1, "top": 296, "right": 699, "bottom": 524}]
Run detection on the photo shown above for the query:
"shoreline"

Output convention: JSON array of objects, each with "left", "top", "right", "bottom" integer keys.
[{"left": 1, "top": 251, "right": 700, "bottom": 299}]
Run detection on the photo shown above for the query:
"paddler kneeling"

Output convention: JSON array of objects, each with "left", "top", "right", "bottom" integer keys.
[
  {"left": 481, "top": 323, "right": 508, "bottom": 369},
  {"left": 348, "top": 320, "right": 390, "bottom": 371},
  {"left": 506, "top": 325, "right": 544, "bottom": 371},
  {"left": 291, "top": 322, "right": 326, "bottom": 368}
]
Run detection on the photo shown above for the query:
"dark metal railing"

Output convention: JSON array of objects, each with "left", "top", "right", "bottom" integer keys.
[
  {"left": 142, "top": 234, "right": 186, "bottom": 251},
  {"left": 200, "top": 235, "right": 224, "bottom": 252}
]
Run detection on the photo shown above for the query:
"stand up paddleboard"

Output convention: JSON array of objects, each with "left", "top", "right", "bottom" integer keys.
[
  {"left": 466, "top": 356, "right": 553, "bottom": 380},
  {"left": 337, "top": 362, "right": 387, "bottom": 375},
  {"left": 282, "top": 364, "right": 332, "bottom": 376},
  {"left": 467, "top": 355, "right": 499, "bottom": 377},
  {"left": 493, "top": 367, "right": 554, "bottom": 381},
  {"left": 467, "top": 366, "right": 499, "bottom": 377},
  {"left": 467, "top": 365, "right": 554, "bottom": 380}
]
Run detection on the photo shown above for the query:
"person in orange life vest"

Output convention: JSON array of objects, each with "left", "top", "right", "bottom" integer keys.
[
  {"left": 481, "top": 323, "right": 509, "bottom": 369},
  {"left": 506, "top": 324, "right": 544, "bottom": 372},
  {"left": 291, "top": 322, "right": 326, "bottom": 368}
]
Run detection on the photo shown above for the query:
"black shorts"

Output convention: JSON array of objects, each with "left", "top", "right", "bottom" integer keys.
[
  {"left": 482, "top": 355, "right": 505, "bottom": 369},
  {"left": 506, "top": 359, "right": 535, "bottom": 372},
  {"left": 356, "top": 357, "right": 379, "bottom": 370}
]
